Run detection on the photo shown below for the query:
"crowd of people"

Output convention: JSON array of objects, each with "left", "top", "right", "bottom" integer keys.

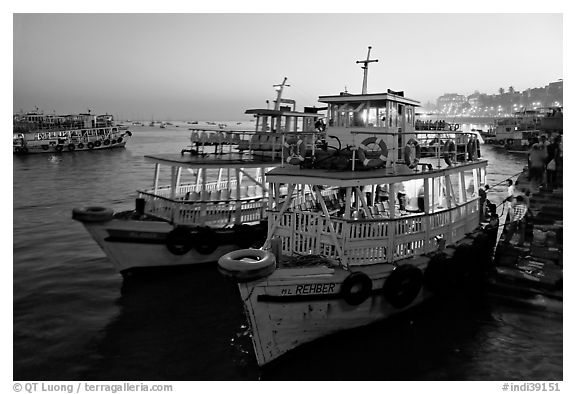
[{"left": 528, "top": 134, "right": 562, "bottom": 190}]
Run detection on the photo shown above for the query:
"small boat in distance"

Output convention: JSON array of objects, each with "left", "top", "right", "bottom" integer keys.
[{"left": 13, "top": 110, "right": 132, "bottom": 154}]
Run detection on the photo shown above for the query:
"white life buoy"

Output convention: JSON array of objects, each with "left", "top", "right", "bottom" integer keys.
[
  {"left": 357, "top": 137, "right": 388, "bottom": 168},
  {"left": 218, "top": 249, "right": 276, "bottom": 282},
  {"left": 403, "top": 138, "right": 421, "bottom": 169},
  {"left": 282, "top": 138, "right": 305, "bottom": 165}
]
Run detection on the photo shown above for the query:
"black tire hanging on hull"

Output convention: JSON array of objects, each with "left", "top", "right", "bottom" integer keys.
[
  {"left": 383, "top": 264, "right": 423, "bottom": 309},
  {"left": 340, "top": 272, "right": 373, "bottom": 306}
]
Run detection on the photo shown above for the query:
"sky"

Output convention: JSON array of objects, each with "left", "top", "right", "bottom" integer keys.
[{"left": 12, "top": 11, "right": 564, "bottom": 121}]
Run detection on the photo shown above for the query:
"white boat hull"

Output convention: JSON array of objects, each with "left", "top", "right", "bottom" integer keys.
[
  {"left": 239, "top": 259, "right": 429, "bottom": 366},
  {"left": 79, "top": 217, "right": 265, "bottom": 274}
]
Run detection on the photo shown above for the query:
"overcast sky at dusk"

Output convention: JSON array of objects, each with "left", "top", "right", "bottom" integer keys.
[{"left": 13, "top": 12, "right": 563, "bottom": 121}]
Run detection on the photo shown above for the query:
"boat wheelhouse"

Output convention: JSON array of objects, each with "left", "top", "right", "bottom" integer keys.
[
  {"left": 13, "top": 111, "right": 132, "bottom": 154},
  {"left": 72, "top": 79, "right": 324, "bottom": 275},
  {"left": 218, "top": 48, "right": 498, "bottom": 366}
]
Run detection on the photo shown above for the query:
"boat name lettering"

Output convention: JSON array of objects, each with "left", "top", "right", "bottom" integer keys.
[{"left": 280, "top": 283, "right": 336, "bottom": 295}]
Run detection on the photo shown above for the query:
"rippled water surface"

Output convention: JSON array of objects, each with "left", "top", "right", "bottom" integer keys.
[{"left": 13, "top": 123, "right": 562, "bottom": 380}]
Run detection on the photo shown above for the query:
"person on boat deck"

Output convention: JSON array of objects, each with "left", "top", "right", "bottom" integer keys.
[
  {"left": 396, "top": 183, "right": 406, "bottom": 211},
  {"left": 417, "top": 186, "right": 425, "bottom": 212},
  {"left": 479, "top": 184, "right": 489, "bottom": 222},
  {"left": 376, "top": 184, "right": 389, "bottom": 203},
  {"left": 503, "top": 195, "right": 528, "bottom": 246}
]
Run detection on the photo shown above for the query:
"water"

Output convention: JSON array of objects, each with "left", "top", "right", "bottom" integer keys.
[{"left": 13, "top": 123, "right": 562, "bottom": 381}]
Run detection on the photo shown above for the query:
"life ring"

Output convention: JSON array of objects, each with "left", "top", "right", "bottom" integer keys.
[
  {"left": 498, "top": 140, "right": 505, "bottom": 146},
  {"left": 443, "top": 139, "right": 456, "bottom": 166},
  {"left": 218, "top": 249, "right": 276, "bottom": 282},
  {"left": 72, "top": 206, "right": 114, "bottom": 223},
  {"left": 340, "top": 271, "right": 373, "bottom": 305},
  {"left": 165, "top": 227, "right": 194, "bottom": 255},
  {"left": 117, "top": 137, "right": 123, "bottom": 144},
  {"left": 403, "top": 138, "right": 421, "bottom": 169},
  {"left": 467, "top": 139, "right": 478, "bottom": 160},
  {"left": 111, "top": 140, "right": 117, "bottom": 145},
  {"left": 125, "top": 130, "right": 133, "bottom": 137},
  {"left": 103, "top": 139, "right": 111, "bottom": 146},
  {"left": 357, "top": 137, "right": 388, "bottom": 169},
  {"left": 78, "top": 143, "right": 85, "bottom": 149},
  {"left": 42, "top": 145, "right": 49, "bottom": 151},
  {"left": 194, "top": 227, "right": 218, "bottom": 255},
  {"left": 87, "top": 142, "right": 95, "bottom": 150},
  {"left": 55, "top": 145, "right": 64, "bottom": 152},
  {"left": 14, "top": 147, "right": 22, "bottom": 153},
  {"left": 282, "top": 138, "right": 305, "bottom": 165},
  {"left": 383, "top": 264, "right": 423, "bottom": 309},
  {"left": 453, "top": 123, "right": 460, "bottom": 131},
  {"left": 68, "top": 143, "right": 76, "bottom": 151},
  {"left": 505, "top": 138, "right": 514, "bottom": 148},
  {"left": 94, "top": 140, "right": 102, "bottom": 148}
]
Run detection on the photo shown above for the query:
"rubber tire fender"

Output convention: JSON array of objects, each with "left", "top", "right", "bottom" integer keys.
[
  {"left": 165, "top": 227, "right": 195, "bottom": 255},
  {"left": 383, "top": 264, "right": 423, "bottom": 309},
  {"left": 72, "top": 206, "right": 114, "bottom": 223},
  {"left": 194, "top": 227, "right": 219, "bottom": 255},
  {"left": 340, "top": 271, "right": 373, "bottom": 305}
]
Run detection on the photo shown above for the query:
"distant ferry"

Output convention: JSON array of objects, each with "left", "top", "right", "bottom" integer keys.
[{"left": 13, "top": 111, "right": 132, "bottom": 154}]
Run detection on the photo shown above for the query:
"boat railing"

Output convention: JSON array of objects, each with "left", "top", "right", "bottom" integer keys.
[
  {"left": 186, "top": 128, "right": 322, "bottom": 161},
  {"left": 268, "top": 198, "right": 479, "bottom": 266},
  {"left": 141, "top": 176, "right": 264, "bottom": 200},
  {"left": 349, "top": 130, "right": 481, "bottom": 168},
  {"left": 138, "top": 190, "right": 268, "bottom": 226}
]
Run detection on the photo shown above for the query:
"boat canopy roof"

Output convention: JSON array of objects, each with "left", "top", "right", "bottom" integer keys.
[
  {"left": 318, "top": 92, "right": 420, "bottom": 108},
  {"left": 144, "top": 153, "right": 281, "bottom": 169},
  {"left": 244, "top": 108, "right": 322, "bottom": 118},
  {"left": 265, "top": 159, "right": 488, "bottom": 187}
]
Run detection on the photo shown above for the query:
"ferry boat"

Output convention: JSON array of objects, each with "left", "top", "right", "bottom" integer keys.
[
  {"left": 72, "top": 79, "right": 324, "bottom": 276},
  {"left": 13, "top": 111, "right": 132, "bottom": 154},
  {"left": 218, "top": 48, "right": 498, "bottom": 367},
  {"left": 492, "top": 110, "right": 543, "bottom": 152}
]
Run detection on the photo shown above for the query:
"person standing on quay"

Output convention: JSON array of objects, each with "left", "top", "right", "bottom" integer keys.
[
  {"left": 503, "top": 195, "right": 528, "bottom": 246},
  {"left": 479, "top": 184, "right": 489, "bottom": 222}
]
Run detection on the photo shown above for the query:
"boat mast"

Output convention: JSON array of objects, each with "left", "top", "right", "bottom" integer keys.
[
  {"left": 356, "top": 46, "right": 378, "bottom": 94},
  {"left": 273, "top": 77, "right": 289, "bottom": 111}
]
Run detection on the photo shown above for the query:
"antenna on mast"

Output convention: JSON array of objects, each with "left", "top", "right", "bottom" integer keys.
[
  {"left": 273, "top": 77, "right": 290, "bottom": 110},
  {"left": 356, "top": 46, "right": 378, "bottom": 94}
]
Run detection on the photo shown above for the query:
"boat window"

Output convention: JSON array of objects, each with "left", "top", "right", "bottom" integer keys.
[
  {"left": 368, "top": 106, "right": 387, "bottom": 127},
  {"left": 389, "top": 102, "right": 398, "bottom": 127}
]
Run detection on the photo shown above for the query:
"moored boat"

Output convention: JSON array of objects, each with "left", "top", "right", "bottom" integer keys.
[
  {"left": 218, "top": 49, "right": 498, "bottom": 366},
  {"left": 13, "top": 111, "right": 132, "bottom": 154},
  {"left": 72, "top": 79, "right": 324, "bottom": 276}
]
